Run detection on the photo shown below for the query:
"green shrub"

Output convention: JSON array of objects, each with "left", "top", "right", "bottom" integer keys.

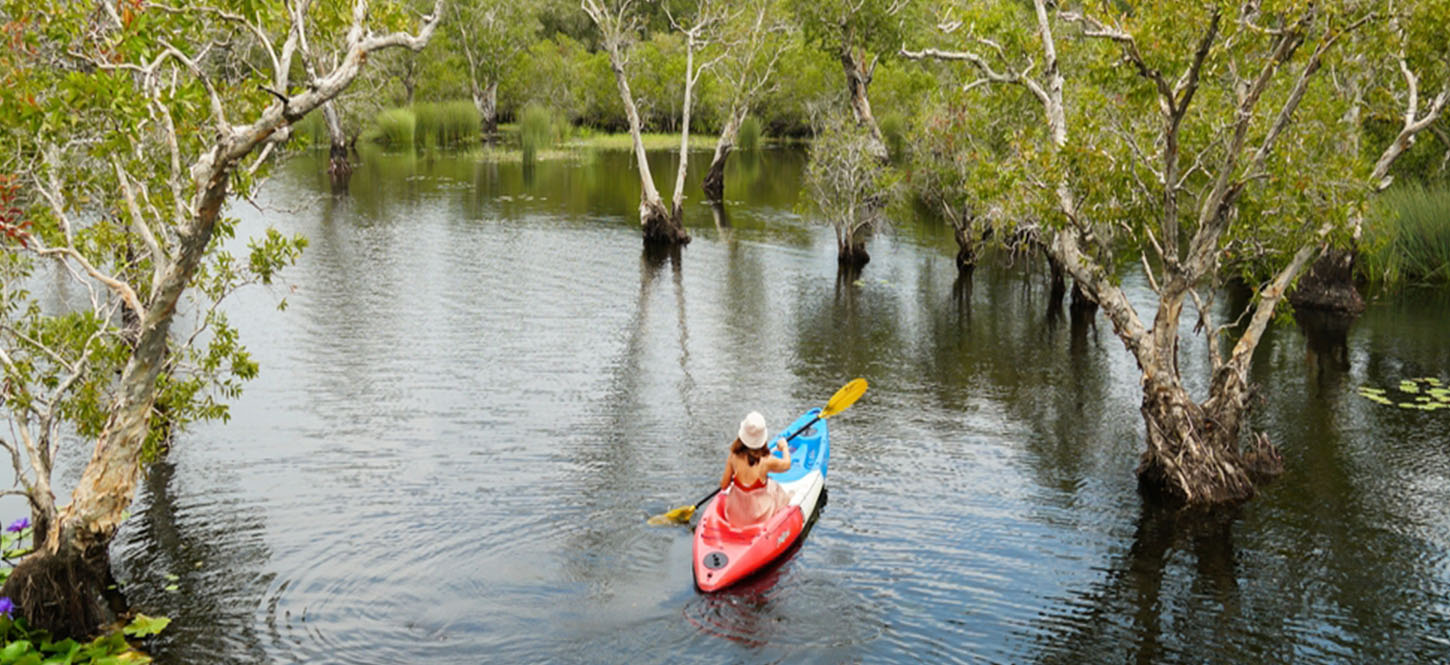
[
  {"left": 520, "top": 103, "right": 555, "bottom": 163},
  {"left": 370, "top": 108, "right": 416, "bottom": 148},
  {"left": 1361, "top": 182, "right": 1450, "bottom": 288},
  {"left": 737, "top": 116, "right": 761, "bottom": 152}
]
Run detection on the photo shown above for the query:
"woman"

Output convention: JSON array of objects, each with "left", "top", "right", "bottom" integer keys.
[{"left": 718, "top": 411, "right": 792, "bottom": 526}]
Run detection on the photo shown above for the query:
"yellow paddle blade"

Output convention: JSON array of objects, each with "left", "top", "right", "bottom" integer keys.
[
  {"left": 822, "top": 378, "right": 868, "bottom": 418},
  {"left": 646, "top": 504, "right": 696, "bottom": 526}
]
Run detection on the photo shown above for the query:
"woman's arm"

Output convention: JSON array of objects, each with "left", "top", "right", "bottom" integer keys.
[
  {"left": 719, "top": 455, "right": 734, "bottom": 490},
  {"left": 766, "top": 438, "right": 792, "bottom": 472}
]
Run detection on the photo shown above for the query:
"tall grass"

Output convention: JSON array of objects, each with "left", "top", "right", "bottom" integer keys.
[
  {"left": 1361, "top": 182, "right": 1450, "bottom": 288},
  {"left": 737, "top": 116, "right": 761, "bottom": 152},
  {"left": 520, "top": 104, "right": 555, "bottom": 163},
  {"left": 364, "top": 100, "right": 478, "bottom": 149},
  {"left": 413, "top": 100, "right": 477, "bottom": 148},
  {"left": 371, "top": 108, "right": 416, "bottom": 149}
]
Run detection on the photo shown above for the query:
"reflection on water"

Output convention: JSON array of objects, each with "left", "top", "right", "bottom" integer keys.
[{"left": 85, "top": 147, "right": 1450, "bottom": 664}]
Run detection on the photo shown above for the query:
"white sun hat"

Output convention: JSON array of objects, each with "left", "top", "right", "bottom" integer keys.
[{"left": 738, "top": 411, "right": 768, "bottom": 449}]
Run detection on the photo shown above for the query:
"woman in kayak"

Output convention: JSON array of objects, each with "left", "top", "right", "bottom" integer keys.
[{"left": 718, "top": 411, "right": 792, "bottom": 525}]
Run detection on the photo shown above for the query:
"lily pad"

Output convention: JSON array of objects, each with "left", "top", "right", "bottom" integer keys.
[{"left": 124, "top": 614, "right": 171, "bottom": 638}]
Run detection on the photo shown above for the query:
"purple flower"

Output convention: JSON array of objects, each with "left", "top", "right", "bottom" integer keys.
[
  {"left": 0, "top": 597, "right": 13, "bottom": 617},
  {"left": 5, "top": 518, "right": 28, "bottom": 533}
]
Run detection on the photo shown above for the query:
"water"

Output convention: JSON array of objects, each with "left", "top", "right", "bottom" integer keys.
[{"left": 76, "top": 146, "right": 1450, "bottom": 663}]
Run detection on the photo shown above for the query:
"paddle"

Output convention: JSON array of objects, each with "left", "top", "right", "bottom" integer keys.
[{"left": 647, "top": 378, "right": 868, "bottom": 526}]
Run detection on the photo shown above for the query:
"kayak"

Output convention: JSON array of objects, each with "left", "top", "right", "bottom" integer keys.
[{"left": 693, "top": 408, "right": 829, "bottom": 592}]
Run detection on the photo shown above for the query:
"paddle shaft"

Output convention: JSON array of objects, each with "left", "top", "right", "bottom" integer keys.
[{"left": 692, "top": 413, "right": 824, "bottom": 510}]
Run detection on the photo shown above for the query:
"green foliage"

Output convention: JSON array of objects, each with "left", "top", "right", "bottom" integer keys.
[
  {"left": 1361, "top": 183, "right": 1450, "bottom": 288},
  {"left": 0, "top": 612, "right": 167, "bottom": 664},
  {"left": 737, "top": 116, "right": 762, "bottom": 152},
  {"left": 804, "top": 111, "right": 899, "bottom": 252},
  {"left": 753, "top": 40, "right": 833, "bottom": 137},
  {"left": 788, "top": 0, "right": 921, "bottom": 59},
  {"left": 878, "top": 111, "right": 906, "bottom": 163},
  {"left": 292, "top": 112, "right": 329, "bottom": 148},
  {"left": 448, "top": 0, "right": 542, "bottom": 85}
]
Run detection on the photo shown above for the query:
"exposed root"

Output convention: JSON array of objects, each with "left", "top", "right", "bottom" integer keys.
[{"left": 1, "top": 546, "right": 115, "bottom": 639}]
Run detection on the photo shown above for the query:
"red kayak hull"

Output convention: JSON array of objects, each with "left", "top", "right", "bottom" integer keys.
[{"left": 692, "top": 491, "right": 805, "bottom": 592}]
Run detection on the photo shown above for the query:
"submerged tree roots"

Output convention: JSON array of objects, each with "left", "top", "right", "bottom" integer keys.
[
  {"left": 2, "top": 545, "right": 117, "bottom": 639},
  {"left": 1135, "top": 384, "right": 1284, "bottom": 506}
]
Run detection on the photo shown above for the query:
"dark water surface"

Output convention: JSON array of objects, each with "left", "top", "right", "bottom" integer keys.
[{"left": 91, "top": 147, "right": 1449, "bottom": 663}]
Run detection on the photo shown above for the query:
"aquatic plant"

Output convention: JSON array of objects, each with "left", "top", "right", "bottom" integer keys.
[
  {"left": 1356, "top": 377, "right": 1450, "bottom": 411},
  {"left": 1, "top": 521, "right": 30, "bottom": 565},
  {"left": 0, "top": 613, "right": 169, "bottom": 664}
]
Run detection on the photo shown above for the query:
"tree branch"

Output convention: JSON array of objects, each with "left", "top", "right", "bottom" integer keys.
[{"left": 111, "top": 156, "right": 167, "bottom": 292}]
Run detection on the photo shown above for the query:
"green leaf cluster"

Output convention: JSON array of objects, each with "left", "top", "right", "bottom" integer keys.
[{"left": 0, "top": 613, "right": 167, "bottom": 665}]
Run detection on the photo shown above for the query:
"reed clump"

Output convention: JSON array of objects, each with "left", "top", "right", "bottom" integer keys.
[
  {"left": 1361, "top": 183, "right": 1450, "bottom": 288},
  {"left": 364, "top": 100, "right": 479, "bottom": 149},
  {"left": 520, "top": 103, "right": 556, "bottom": 164}
]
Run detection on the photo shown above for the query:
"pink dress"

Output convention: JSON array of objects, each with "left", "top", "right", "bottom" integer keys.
[{"left": 722, "top": 475, "right": 790, "bottom": 526}]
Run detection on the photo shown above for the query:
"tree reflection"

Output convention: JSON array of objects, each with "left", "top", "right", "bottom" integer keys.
[
  {"left": 1027, "top": 503, "right": 1250, "bottom": 665},
  {"left": 112, "top": 460, "right": 271, "bottom": 664},
  {"left": 1294, "top": 307, "right": 1353, "bottom": 393}
]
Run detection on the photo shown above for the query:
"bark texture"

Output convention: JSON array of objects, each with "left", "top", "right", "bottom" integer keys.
[
  {"left": 322, "top": 101, "right": 352, "bottom": 192},
  {"left": 703, "top": 108, "right": 741, "bottom": 203},
  {"left": 840, "top": 49, "right": 888, "bottom": 161},
  {"left": 472, "top": 79, "right": 499, "bottom": 138}
]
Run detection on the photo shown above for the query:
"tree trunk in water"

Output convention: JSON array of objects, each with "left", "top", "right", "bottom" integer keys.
[
  {"left": 1070, "top": 281, "right": 1098, "bottom": 315},
  {"left": 702, "top": 155, "right": 727, "bottom": 203},
  {"left": 473, "top": 80, "right": 498, "bottom": 140},
  {"left": 953, "top": 224, "right": 978, "bottom": 274},
  {"left": 596, "top": 34, "right": 689, "bottom": 246},
  {"left": 840, "top": 49, "right": 887, "bottom": 161},
  {"left": 1287, "top": 248, "right": 1364, "bottom": 315},
  {"left": 1136, "top": 372, "right": 1282, "bottom": 505},
  {"left": 1, "top": 144, "right": 235, "bottom": 639},
  {"left": 642, "top": 197, "right": 688, "bottom": 245},
  {"left": 703, "top": 110, "right": 743, "bottom": 203},
  {"left": 838, "top": 228, "right": 871, "bottom": 267},
  {"left": 1046, "top": 251, "right": 1066, "bottom": 307},
  {"left": 322, "top": 101, "right": 351, "bottom": 193}
]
